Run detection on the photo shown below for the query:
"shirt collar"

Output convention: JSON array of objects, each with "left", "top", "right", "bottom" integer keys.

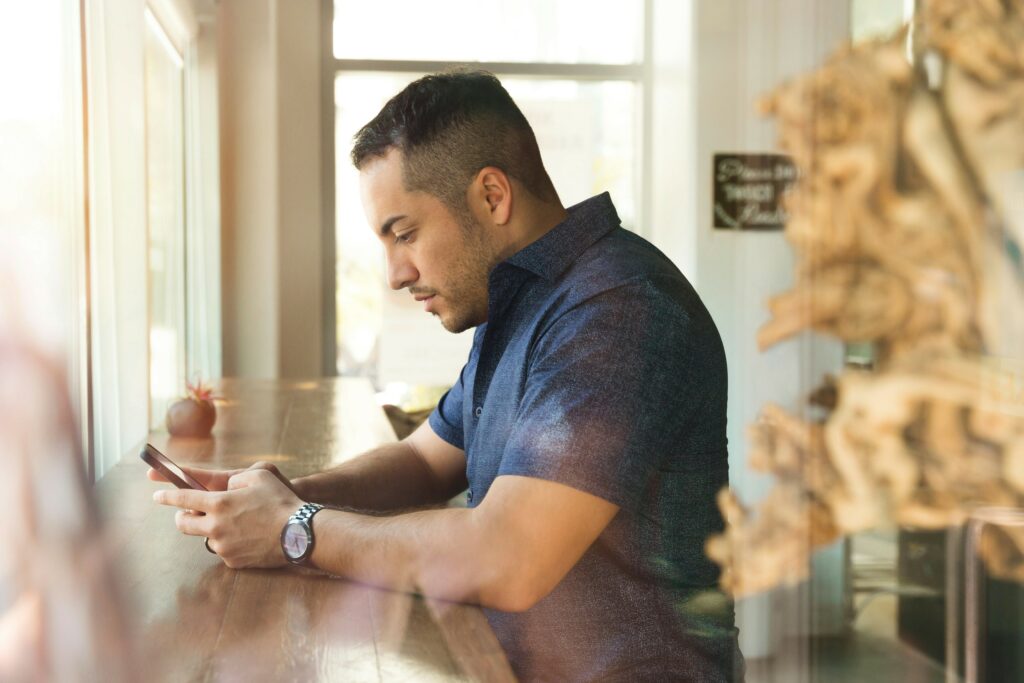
[{"left": 502, "top": 192, "right": 621, "bottom": 282}]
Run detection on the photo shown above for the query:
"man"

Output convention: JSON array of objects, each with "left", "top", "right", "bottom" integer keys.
[{"left": 152, "top": 71, "right": 743, "bottom": 681}]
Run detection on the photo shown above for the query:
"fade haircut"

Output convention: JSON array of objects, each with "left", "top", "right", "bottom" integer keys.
[{"left": 350, "top": 70, "right": 558, "bottom": 219}]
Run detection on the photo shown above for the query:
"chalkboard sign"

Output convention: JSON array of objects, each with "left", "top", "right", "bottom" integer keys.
[{"left": 713, "top": 153, "right": 797, "bottom": 230}]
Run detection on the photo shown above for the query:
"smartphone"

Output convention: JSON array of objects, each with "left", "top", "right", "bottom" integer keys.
[{"left": 140, "top": 444, "right": 207, "bottom": 491}]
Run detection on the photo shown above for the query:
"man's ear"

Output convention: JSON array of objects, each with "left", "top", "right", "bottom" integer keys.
[{"left": 472, "top": 166, "right": 512, "bottom": 226}]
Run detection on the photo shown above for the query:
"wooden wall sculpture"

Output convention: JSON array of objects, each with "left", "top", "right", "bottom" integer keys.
[{"left": 706, "top": 0, "right": 1024, "bottom": 597}]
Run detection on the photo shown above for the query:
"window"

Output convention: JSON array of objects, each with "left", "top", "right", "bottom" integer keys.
[
  {"left": 850, "top": 0, "right": 915, "bottom": 41},
  {"left": 0, "top": 0, "right": 89, "bottom": 466},
  {"left": 330, "top": 0, "right": 648, "bottom": 385},
  {"left": 144, "top": 8, "right": 187, "bottom": 429}
]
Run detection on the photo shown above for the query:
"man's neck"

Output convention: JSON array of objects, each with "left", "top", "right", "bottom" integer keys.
[{"left": 497, "top": 201, "right": 568, "bottom": 262}]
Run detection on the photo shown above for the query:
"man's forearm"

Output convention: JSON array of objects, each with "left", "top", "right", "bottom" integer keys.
[
  {"left": 308, "top": 506, "right": 527, "bottom": 612},
  {"left": 291, "top": 441, "right": 462, "bottom": 513}
]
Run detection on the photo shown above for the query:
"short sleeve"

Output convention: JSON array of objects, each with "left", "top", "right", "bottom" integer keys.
[
  {"left": 428, "top": 360, "right": 468, "bottom": 450},
  {"left": 497, "top": 279, "right": 715, "bottom": 511}
]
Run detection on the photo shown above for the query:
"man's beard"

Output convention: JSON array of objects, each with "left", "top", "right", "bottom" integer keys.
[{"left": 435, "top": 218, "right": 496, "bottom": 333}]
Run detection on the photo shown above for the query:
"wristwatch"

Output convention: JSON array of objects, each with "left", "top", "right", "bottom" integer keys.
[{"left": 280, "top": 502, "right": 325, "bottom": 566}]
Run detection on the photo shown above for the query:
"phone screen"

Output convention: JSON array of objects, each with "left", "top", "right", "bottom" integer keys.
[{"left": 140, "top": 444, "right": 207, "bottom": 491}]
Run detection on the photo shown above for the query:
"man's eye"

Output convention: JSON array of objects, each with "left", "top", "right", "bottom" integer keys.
[{"left": 394, "top": 231, "right": 414, "bottom": 245}]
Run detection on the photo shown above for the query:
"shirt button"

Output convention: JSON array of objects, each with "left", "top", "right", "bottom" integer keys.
[
  {"left": 466, "top": 489, "right": 474, "bottom": 504},
  {"left": 474, "top": 406, "right": 483, "bottom": 418}
]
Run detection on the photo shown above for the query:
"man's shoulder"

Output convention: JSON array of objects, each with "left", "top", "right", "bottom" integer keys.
[{"left": 552, "top": 227, "right": 704, "bottom": 318}]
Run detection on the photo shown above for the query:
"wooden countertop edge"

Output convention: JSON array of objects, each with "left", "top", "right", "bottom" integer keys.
[{"left": 426, "top": 599, "right": 518, "bottom": 682}]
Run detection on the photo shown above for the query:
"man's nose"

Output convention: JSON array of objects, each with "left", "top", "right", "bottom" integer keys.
[{"left": 386, "top": 252, "right": 418, "bottom": 291}]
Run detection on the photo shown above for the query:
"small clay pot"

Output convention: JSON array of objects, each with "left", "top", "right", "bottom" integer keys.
[{"left": 166, "top": 397, "right": 217, "bottom": 438}]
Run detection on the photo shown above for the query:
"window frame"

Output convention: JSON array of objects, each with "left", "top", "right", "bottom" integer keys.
[
  {"left": 320, "top": 0, "right": 655, "bottom": 377},
  {"left": 143, "top": 5, "right": 189, "bottom": 431}
]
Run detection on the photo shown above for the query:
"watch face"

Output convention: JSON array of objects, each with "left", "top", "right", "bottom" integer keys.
[{"left": 282, "top": 522, "right": 310, "bottom": 559}]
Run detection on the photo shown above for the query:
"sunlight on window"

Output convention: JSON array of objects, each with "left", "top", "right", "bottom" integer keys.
[
  {"left": 0, "top": 2, "right": 67, "bottom": 228},
  {"left": 149, "top": 327, "right": 180, "bottom": 404},
  {"left": 145, "top": 11, "right": 187, "bottom": 427},
  {"left": 334, "top": 75, "right": 398, "bottom": 378},
  {"left": 850, "top": 0, "right": 915, "bottom": 41},
  {"left": 333, "top": 0, "right": 643, "bottom": 64},
  {"left": 0, "top": 0, "right": 83, "bottom": 380},
  {"left": 333, "top": 73, "right": 638, "bottom": 378}
]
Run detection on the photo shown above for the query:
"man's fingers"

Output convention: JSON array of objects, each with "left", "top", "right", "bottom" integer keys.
[
  {"left": 227, "top": 468, "right": 268, "bottom": 490},
  {"left": 179, "top": 465, "right": 238, "bottom": 490},
  {"left": 239, "top": 461, "right": 296, "bottom": 494},
  {"left": 174, "top": 509, "right": 214, "bottom": 537},
  {"left": 147, "top": 464, "right": 245, "bottom": 491},
  {"left": 149, "top": 461, "right": 279, "bottom": 489},
  {"left": 147, "top": 467, "right": 168, "bottom": 483},
  {"left": 153, "top": 488, "right": 220, "bottom": 513},
  {"left": 146, "top": 466, "right": 202, "bottom": 484},
  {"left": 248, "top": 461, "right": 281, "bottom": 474}
]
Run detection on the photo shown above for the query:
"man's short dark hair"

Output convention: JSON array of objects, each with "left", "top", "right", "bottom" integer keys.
[{"left": 351, "top": 70, "right": 558, "bottom": 215}]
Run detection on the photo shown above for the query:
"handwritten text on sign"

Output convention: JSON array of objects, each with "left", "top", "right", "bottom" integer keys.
[{"left": 713, "top": 153, "right": 797, "bottom": 230}]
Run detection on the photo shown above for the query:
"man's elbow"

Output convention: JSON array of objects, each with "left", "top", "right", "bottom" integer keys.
[
  {"left": 486, "top": 586, "right": 536, "bottom": 613},
  {"left": 478, "top": 569, "right": 552, "bottom": 613}
]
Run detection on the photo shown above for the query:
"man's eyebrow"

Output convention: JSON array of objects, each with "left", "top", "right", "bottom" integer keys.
[{"left": 379, "top": 215, "right": 407, "bottom": 237}]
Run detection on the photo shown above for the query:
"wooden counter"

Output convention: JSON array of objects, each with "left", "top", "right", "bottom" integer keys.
[{"left": 95, "top": 378, "right": 515, "bottom": 682}]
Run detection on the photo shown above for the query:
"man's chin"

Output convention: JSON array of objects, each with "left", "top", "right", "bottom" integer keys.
[
  {"left": 435, "top": 309, "right": 478, "bottom": 334},
  {"left": 439, "top": 315, "right": 469, "bottom": 334}
]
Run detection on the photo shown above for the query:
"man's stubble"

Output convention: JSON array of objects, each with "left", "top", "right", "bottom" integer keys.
[{"left": 435, "top": 217, "right": 500, "bottom": 334}]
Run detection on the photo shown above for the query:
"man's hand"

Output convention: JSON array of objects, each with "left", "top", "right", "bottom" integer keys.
[
  {"left": 146, "top": 460, "right": 297, "bottom": 494},
  {"left": 152, "top": 468, "right": 303, "bottom": 569}
]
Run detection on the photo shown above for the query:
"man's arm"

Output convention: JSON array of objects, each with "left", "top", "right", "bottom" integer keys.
[
  {"left": 292, "top": 421, "right": 468, "bottom": 512},
  {"left": 155, "top": 471, "right": 618, "bottom": 612},
  {"left": 148, "top": 420, "right": 468, "bottom": 514},
  {"left": 305, "top": 474, "right": 619, "bottom": 612}
]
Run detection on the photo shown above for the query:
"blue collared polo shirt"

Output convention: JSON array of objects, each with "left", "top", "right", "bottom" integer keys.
[{"left": 429, "top": 192, "right": 743, "bottom": 682}]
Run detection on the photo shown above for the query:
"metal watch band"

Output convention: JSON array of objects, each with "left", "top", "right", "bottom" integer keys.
[
  {"left": 288, "top": 502, "right": 324, "bottom": 525},
  {"left": 284, "top": 502, "right": 324, "bottom": 565}
]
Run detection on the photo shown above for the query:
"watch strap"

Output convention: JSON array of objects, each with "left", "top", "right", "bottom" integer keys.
[
  {"left": 288, "top": 502, "right": 324, "bottom": 526},
  {"left": 283, "top": 502, "right": 324, "bottom": 565}
]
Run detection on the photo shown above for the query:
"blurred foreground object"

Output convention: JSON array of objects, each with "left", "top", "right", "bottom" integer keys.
[
  {"left": 165, "top": 379, "right": 218, "bottom": 437},
  {"left": 376, "top": 383, "right": 447, "bottom": 440},
  {"left": 381, "top": 405, "right": 433, "bottom": 441},
  {"left": 0, "top": 234, "right": 137, "bottom": 681},
  {"left": 706, "top": 0, "right": 1024, "bottom": 596}
]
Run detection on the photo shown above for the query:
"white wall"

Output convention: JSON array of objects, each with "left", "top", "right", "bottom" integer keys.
[
  {"left": 218, "top": 0, "right": 324, "bottom": 379},
  {"left": 218, "top": 0, "right": 279, "bottom": 378},
  {"left": 276, "top": 0, "right": 326, "bottom": 379},
  {"left": 648, "top": 0, "right": 851, "bottom": 659},
  {"left": 693, "top": 0, "right": 850, "bottom": 502}
]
